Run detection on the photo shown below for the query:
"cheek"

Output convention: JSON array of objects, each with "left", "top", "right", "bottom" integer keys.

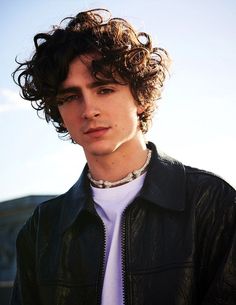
[
  {"left": 116, "top": 110, "right": 140, "bottom": 133},
  {"left": 58, "top": 107, "right": 67, "bottom": 123},
  {"left": 58, "top": 107, "right": 79, "bottom": 127},
  {"left": 59, "top": 113, "right": 69, "bottom": 129}
]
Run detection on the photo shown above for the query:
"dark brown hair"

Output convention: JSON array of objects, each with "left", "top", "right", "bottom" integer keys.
[{"left": 13, "top": 9, "right": 170, "bottom": 138}]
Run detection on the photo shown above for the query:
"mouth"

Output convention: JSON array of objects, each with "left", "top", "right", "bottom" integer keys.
[{"left": 84, "top": 126, "right": 110, "bottom": 138}]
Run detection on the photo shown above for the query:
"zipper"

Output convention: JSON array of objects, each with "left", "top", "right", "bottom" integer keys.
[
  {"left": 95, "top": 213, "right": 107, "bottom": 305},
  {"left": 95, "top": 200, "right": 135, "bottom": 305},
  {"left": 121, "top": 206, "right": 129, "bottom": 305},
  {"left": 121, "top": 200, "right": 138, "bottom": 305}
]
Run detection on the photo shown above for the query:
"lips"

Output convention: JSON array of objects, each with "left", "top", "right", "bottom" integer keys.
[
  {"left": 84, "top": 126, "right": 110, "bottom": 138},
  {"left": 85, "top": 127, "right": 108, "bottom": 133}
]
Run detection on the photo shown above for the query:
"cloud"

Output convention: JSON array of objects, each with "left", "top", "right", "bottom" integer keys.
[{"left": 0, "top": 88, "right": 28, "bottom": 112}]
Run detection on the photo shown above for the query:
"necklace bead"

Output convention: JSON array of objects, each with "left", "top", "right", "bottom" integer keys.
[{"left": 88, "top": 149, "right": 152, "bottom": 188}]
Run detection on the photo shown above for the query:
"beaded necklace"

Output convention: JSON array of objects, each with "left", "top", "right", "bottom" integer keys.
[{"left": 87, "top": 149, "right": 152, "bottom": 188}]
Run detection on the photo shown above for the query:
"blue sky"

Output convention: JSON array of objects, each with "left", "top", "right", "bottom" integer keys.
[{"left": 0, "top": 0, "right": 235, "bottom": 201}]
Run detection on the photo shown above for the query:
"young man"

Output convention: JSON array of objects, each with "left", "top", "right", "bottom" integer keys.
[{"left": 11, "top": 9, "right": 236, "bottom": 305}]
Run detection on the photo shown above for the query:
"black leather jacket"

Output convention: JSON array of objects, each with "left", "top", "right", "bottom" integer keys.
[{"left": 11, "top": 143, "right": 236, "bottom": 305}]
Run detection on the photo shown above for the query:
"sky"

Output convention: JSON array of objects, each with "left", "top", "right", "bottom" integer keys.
[{"left": 0, "top": 0, "right": 235, "bottom": 202}]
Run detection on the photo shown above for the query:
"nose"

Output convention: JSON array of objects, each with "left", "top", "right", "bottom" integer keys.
[{"left": 81, "top": 98, "right": 100, "bottom": 120}]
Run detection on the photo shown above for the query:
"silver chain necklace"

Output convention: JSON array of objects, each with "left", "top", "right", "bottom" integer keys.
[{"left": 87, "top": 149, "right": 152, "bottom": 188}]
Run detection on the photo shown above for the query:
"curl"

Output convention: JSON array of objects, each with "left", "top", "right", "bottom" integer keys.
[{"left": 12, "top": 8, "right": 171, "bottom": 138}]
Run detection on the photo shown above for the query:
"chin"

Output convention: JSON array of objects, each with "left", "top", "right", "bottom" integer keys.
[
  {"left": 91, "top": 145, "right": 116, "bottom": 156},
  {"left": 84, "top": 142, "right": 116, "bottom": 157}
]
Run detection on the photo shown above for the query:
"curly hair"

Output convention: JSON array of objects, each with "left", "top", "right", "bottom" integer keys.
[{"left": 13, "top": 8, "right": 170, "bottom": 137}]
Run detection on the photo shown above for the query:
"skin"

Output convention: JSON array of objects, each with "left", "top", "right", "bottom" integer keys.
[{"left": 58, "top": 54, "right": 148, "bottom": 182}]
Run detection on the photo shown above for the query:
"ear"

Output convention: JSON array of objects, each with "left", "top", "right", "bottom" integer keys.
[{"left": 137, "top": 105, "right": 145, "bottom": 115}]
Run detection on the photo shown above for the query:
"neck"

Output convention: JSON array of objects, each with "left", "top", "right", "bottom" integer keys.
[
  {"left": 88, "top": 148, "right": 151, "bottom": 188},
  {"left": 85, "top": 137, "right": 148, "bottom": 182}
]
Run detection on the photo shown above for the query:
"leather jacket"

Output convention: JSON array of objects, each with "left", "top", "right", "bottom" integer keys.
[{"left": 11, "top": 142, "right": 236, "bottom": 305}]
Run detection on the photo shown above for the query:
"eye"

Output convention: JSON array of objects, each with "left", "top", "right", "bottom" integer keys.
[
  {"left": 57, "top": 94, "right": 81, "bottom": 106},
  {"left": 98, "top": 87, "right": 114, "bottom": 95}
]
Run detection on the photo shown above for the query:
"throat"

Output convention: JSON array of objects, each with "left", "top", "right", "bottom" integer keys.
[{"left": 87, "top": 149, "right": 152, "bottom": 188}]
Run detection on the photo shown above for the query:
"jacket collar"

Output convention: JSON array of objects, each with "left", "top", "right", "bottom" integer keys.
[
  {"left": 59, "top": 142, "right": 186, "bottom": 233},
  {"left": 140, "top": 142, "right": 186, "bottom": 211}
]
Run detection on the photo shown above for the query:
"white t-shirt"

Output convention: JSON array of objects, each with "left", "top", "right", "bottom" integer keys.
[{"left": 91, "top": 173, "right": 146, "bottom": 305}]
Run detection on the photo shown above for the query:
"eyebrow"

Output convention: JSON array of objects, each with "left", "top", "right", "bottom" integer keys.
[
  {"left": 57, "top": 80, "right": 116, "bottom": 95},
  {"left": 88, "top": 80, "right": 116, "bottom": 89},
  {"left": 57, "top": 86, "right": 81, "bottom": 96}
]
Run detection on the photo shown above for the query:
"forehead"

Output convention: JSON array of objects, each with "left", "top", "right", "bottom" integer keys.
[
  {"left": 61, "top": 52, "right": 127, "bottom": 90},
  {"left": 62, "top": 55, "right": 95, "bottom": 87},
  {"left": 69, "top": 54, "right": 95, "bottom": 75}
]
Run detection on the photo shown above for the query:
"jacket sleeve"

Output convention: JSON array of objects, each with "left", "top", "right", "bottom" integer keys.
[
  {"left": 10, "top": 208, "right": 40, "bottom": 305},
  {"left": 195, "top": 176, "right": 236, "bottom": 304}
]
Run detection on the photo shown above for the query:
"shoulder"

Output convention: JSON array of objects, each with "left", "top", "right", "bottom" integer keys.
[
  {"left": 182, "top": 165, "right": 236, "bottom": 229},
  {"left": 184, "top": 165, "right": 235, "bottom": 203},
  {"left": 147, "top": 143, "right": 235, "bottom": 213},
  {"left": 37, "top": 193, "right": 66, "bottom": 218},
  {"left": 156, "top": 145, "right": 235, "bottom": 209},
  {"left": 16, "top": 169, "right": 91, "bottom": 240},
  {"left": 155, "top": 144, "right": 235, "bottom": 205},
  {"left": 16, "top": 193, "right": 66, "bottom": 242}
]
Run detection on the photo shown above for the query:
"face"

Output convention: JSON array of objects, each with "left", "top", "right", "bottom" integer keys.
[{"left": 57, "top": 55, "right": 144, "bottom": 159}]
